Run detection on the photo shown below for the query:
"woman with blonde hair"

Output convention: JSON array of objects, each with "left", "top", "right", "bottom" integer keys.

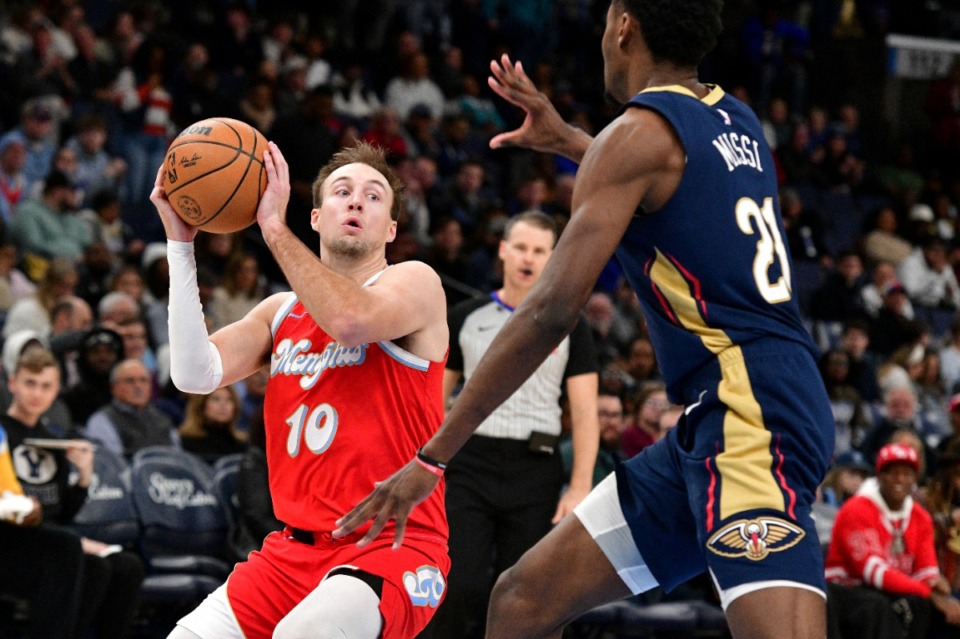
[
  {"left": 209, "top": 252, "right": 265, "bottom": 329},
  {"left": 178, "top": 386, "right": 247, "bottom": 464}
]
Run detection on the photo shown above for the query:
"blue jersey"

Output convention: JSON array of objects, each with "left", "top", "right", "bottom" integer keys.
[{"left": 615, "top": 85, "right": 817, "bottom": 403}]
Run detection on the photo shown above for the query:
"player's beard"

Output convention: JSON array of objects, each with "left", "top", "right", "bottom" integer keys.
[{"left": 328, "top": 235, "right": 369, "bottom": 259}]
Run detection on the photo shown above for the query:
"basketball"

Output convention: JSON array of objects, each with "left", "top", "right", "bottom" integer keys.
[{"left": 161, "top": 117, "right": 268, "bottom": 234}]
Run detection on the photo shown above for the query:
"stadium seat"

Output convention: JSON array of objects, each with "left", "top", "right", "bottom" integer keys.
[
  {"left": 71, "top": 444, "right": 140, "bottom": 546},
  {"left": 130, "top": 446, "right": 231, "bottom": 562},
  {"left": 130, "top": 446, "right": 231, "bottom": 607}
]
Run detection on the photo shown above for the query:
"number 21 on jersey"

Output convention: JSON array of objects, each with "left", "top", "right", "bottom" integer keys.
[
  {"left": 285, "top": 403, "right": 338, "bottom": 456},
  {"left": 735, "top": 196, "right": 792, "bottom": 304}
]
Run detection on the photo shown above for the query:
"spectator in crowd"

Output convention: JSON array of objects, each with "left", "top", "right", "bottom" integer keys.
[
  {"left": 209, "top": 252, "right": 265, "bottom": 329},
  {"left": 2, "top": 256, "right": 77, "bottom": 340},
  {"left": 825, "top": 443, "right": 960, "bottom": 638},
  {"left": 861, "top": 385, "right": 938, "bottom": 473},
  {"left": 621, "top": 336, "right": 660, "bottom": 388},
  {"left": 178, "top": 387, "right": 247, "bottom": 464},
  {"left": 620, "top": 381, "right": 667, "bottom": 459},
  {"left": 0, "top": 242, "right": 36, "bottom": 314},
  {"left": 820, "top": 449, "right": 873, "bottom": 508},
  {"left": 61, "top": 325, "right": 124, "bottom": 426},
  {"left": 238, "top": 78, "right": 277, "bottom": 137},
  {"left": 456, "top": 73, "right": 505, "bottom": 134},
  {"left": 781, "top": 186, "right": 830, "bottom": 266},
  {"left": 562, "top": 385, "right": 627, "bottom": 489},
  {"left": 384, "top": 51, "right": 446, "bottom": 121},
  {"left": 0, "top": 131, "right": 28, "bottom": 223},
  {"left": 430, "top": 158, "right": 496, "bottom": 233},
  {"left": 96, "top": 290, "right": 139, "bottom": 328},
  {"left": 862, "top": 260, "right": 915, "bottom": 320},
  {"left": 65, "top": 114, "right": 126, "bottom": 205},
  {"left": 9, "top": 169, "right": 90, "bottom": 264},
  {"left": 898, "top": 234, "right": 960, "bottom": 311},
  {"left": 2, "top": 347, "right": 145, "bottom": 639},
  {"left": 0, "top": 421, "right": 82, "bottom": 639},
  {"left": 84, "top": 357, "right": 180, "bottom": 457},
  {"left": 331, "top": 61, "right": 383, "bottom": 125},
  {"left": 810, "top": 250, "right": 866, "bottom": 327},
  {"left": 582, "top": 291, "right": 625, "bottom": 368},
  {"left": 2, "top": 100, "right": 58, "bottom": 194},
  {"left": 77, "top": 189, "right": 136, "bottom": 260},
  {"left": 862, "top": 206, "right": 915, "bottom": 269},
  {"left": 359, "top": 106, "right": 409, "bottom": 165},
  {"left": 421, "top": 216, "right": 472, "bottom": 308},
  {"left": 819, "top": 348, "right": 873, "bottom": 457},
  {"left": 869, "top": 280, "right": 924, "bottom": 359}
]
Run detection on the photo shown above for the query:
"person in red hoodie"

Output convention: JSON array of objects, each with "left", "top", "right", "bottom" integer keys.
[{"left": 825, "top": 442, "right": 960, "bottom": 638}]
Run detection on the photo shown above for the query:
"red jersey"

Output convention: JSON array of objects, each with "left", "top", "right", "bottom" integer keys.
[
  {"left": 264, "top": 294, "right": 448, "bottom": 542},
  {"left": 824, "top": 481, "right": 940, "bottom": 597}
]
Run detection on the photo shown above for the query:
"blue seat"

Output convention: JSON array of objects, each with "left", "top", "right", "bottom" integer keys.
[
  {"left": 130, "top": 446, "right": 229, "bottom": 561},
  {"left": 130, "top": 446, "right": 232, "bottom": 602},
  {"left": 71, "top": 445, "right": 140, "bottom": 546}
]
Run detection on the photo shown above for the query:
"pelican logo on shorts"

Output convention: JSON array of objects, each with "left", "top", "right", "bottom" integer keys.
[
  {"left": 403, "top": 565, "right": 445, "bottom": 608},
  {"left": 706, "top": 517, "right": 805, "bottom": 561}
]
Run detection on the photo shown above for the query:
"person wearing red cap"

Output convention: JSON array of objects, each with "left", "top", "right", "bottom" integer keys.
[{"left": 825, "top": 443, "right": 960, "bottom": 638}]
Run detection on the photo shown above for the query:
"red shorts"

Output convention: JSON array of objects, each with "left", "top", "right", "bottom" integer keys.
[{"left": 226, "top": 529, "right": 450, "bottom": 639}]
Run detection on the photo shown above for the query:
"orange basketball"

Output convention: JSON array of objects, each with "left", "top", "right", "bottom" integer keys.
[{"left": 161, "top": 117, "right": 268, "bottom": 234}]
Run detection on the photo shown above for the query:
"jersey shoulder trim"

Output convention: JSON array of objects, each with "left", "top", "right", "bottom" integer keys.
[
  {"left": 271, "top": 293, "right": 299, "bottom": 337},
  {"left": 377, "top": 340, "right": 430, "bottom": 371}
]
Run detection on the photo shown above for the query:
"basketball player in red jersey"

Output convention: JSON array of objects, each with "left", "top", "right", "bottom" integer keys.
[{"left": 149, "top": 141, "right": 450, "bottom": 639}]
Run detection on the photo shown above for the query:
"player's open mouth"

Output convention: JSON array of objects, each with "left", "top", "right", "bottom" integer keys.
[
  {"left": 344, "top": 217, "right": 362, "bottom": 229},
  {"left": 520, "top": 268, "right": 533, "bottom": 276}
]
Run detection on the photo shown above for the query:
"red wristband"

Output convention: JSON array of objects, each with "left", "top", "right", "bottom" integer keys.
[{"left": 415, "top": 455, "right": 445, "bottom": 477}]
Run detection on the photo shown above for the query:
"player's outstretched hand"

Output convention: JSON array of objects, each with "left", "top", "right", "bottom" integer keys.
[
  {"left": 334, "top": 459, "right": 440, "bottom": 550},
  {"left": 488, "top": 54, "right": 571, "bottom": 155},
  {"left": 150, "top": 165, "right": 198, "bottom": 243},
  {"left": 257, "top": 142, "right": 292, "bottom": 233}
]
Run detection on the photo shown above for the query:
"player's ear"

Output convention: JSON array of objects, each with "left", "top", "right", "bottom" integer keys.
[
  {"left": 310, "top": 208, "right": 320, "bottom": 230},
  {"left": 618, "top": 10, "right": 636, "bottom": 49},
  {"left": 387, "top": 220, "right": 397, "bottom": 243}
]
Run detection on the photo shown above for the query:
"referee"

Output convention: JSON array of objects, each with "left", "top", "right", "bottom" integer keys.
[{"left": 423, "top": 210, "right": 599, "bottom": 639}]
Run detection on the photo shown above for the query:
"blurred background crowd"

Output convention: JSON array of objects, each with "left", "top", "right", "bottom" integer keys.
[{"left": 2, "top": 0, "right": 960, "bottom": 636}]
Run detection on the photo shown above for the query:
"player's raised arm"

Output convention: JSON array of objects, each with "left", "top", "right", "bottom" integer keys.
[
  {"left": 488, "top": 54, "right": 594, "bottom": 163},
  {"left": 153, "top": 163, "right": 277, "bottom": 395}
]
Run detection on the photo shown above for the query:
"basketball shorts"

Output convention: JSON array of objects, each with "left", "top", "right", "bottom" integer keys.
[
  {"left": 583, "top": 344, "right": 833, "bottom": 607},
  {"left": 180, "top": 529, "right": 449, "bottom": 639}
]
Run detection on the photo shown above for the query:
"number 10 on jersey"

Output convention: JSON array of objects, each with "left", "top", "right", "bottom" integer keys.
[{"left": 285, "top": 403, "right": 339, "bottom": 456}]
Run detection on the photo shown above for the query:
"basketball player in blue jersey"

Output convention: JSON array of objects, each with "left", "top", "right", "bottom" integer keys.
[{"left": 336, "top": 2, "right": 834, "bottom": 637}]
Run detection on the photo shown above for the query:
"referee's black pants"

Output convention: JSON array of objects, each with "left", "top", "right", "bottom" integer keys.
[{"left": 420, "top": 435, "right": 563, "bottom": 639}]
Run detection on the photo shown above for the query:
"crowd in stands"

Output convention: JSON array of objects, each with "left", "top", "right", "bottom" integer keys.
[{"left": 1, "top": 0, "right": 960, "bottom": 636}]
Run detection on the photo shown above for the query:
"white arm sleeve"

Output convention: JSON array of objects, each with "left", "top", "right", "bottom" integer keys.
[{"left": 166, "top": 240, "right": 223, "bottom": 394}]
